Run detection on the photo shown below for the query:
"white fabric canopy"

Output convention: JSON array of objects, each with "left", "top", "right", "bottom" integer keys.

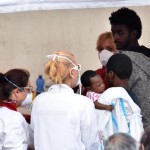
[{"left": 0, "top": 0, "right": 150, "bottom": 13}]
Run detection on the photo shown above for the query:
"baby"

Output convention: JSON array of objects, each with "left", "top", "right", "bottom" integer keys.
[{"left": 81, "top": 70, "right": 114, "bottom": 111}]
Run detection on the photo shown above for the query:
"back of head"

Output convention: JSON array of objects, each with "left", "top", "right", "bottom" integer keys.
[
  {"left": 0, "top": 69, "right": 30, "bottom": 100},
  {"left": 81, "top": 70, "right": 97, "bottom": 88},
  {"left": 140, "top": 126, "right": 150, "bottom": 150},
  {"left": 96, "top": 31, "right": 117, "bottom": 52},
  {"left": 105, "top": 133, "right": 137, "bottom": 150},
  {"left": 109, "top": 7, "right": 142, "bottom": 39},
  {"left": 106, "top": 53, "right": 132, "bottom": 79},
  {"left": 45, "top": 50, "right": 76, "bottom": 85}
]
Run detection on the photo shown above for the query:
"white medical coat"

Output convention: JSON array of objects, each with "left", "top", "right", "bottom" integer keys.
[
  {"left": 96, "top": 87, "right": 143, "bottom": 142},
  {"left": 31, "top": 84, "right": 100, "bottom": 150},
  {"left": 0, "top": 107, "right": 29, "bottom": 150}
]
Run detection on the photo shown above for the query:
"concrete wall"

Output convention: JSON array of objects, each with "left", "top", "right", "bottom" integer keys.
[{"left": 0, "top": 6, "right": 149, "bottom": 89}]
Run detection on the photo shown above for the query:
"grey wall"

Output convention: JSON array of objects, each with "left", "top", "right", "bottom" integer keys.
[{"left": 0, "top": 6, "right": 149, "bottom": 89}]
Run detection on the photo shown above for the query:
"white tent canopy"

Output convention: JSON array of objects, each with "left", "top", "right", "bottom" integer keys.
[{"left": 0, "top": 0, "right": 150, "bottom": 13}]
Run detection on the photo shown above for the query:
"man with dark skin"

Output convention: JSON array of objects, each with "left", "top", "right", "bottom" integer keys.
[
  {"left": 109, "top": 7, "right": 150, "bottom": 57},
  {"left": 109, "top": 7, "right": 150, "bottom": 127}
]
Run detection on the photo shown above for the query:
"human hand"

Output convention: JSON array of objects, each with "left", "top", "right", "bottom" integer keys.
[{"left": 107, "top": 105, "right": 114, "bottom": 111}]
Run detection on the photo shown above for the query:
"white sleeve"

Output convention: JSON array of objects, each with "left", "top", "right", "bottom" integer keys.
[
  {"left": 0, "top": 120, "right": 5, "bottom": 150},
  {"left": 22, "top": 119, "right": 34, "bottom": 149},
  {"left": 80, "top": 100, "right": 100, "bottom": 150},
  {"left": 1, "top": 114, "right": 28, "bottom": 150},
  {"left": 30, "top": 99, "right": 38, "bottom": 148}
]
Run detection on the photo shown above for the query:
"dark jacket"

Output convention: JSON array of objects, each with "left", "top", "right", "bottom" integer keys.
[{"left": 124, "top": 45, "right": 150, "bottom": 58}]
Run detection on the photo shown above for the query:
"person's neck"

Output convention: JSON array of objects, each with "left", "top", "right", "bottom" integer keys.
[
  {"left": 113, "top": 79, "right": 129, "bottom": 89},
  {"left": 124, "top": 41, "right": 140, "bottom": 50}
]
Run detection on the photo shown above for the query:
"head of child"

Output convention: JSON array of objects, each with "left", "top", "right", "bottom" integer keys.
[
  {"left": 45, "top": 50, "right": 81, "bottom": 89},
  {"left": 81, "top": 70, "right": 105, "bottom": 94},
  {"left": 106, "top": 53, "right": 132, "bottom": 88}
]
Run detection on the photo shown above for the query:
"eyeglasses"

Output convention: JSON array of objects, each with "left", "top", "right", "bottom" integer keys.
[
  {"left": 21, "top": 86, "right": 33, "bottom": 93},
  {"left": 72, "top": 64, "right": 81, "bottom": 71}
]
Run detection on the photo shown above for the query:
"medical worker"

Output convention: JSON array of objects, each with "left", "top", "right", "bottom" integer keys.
[
  {"left": 31, "top": 50, "right": 99, "bottom": 150},
  {"left": 0, "top": 69, "right": 33, "bottom": 150}
]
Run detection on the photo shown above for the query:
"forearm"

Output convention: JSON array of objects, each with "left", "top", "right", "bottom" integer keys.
[{"left": 94, "top": 101, "right": 109, "bottom": 110}]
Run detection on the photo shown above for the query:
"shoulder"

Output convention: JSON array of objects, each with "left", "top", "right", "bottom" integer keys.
[
  {"left": 74, "top": 93, "right": 94, "bottom": 105},
  {"left": 33, "top": 91, "right": 94, "bottom": 108},
  {"left": 122, "top": 51, "right": 150, "bottom": 75},
  {"left": 0, "top": 107, "right": 24, "bottom": 118},
  {"left": 0, "top": 107, "right": 27, "bottom": 127},
  {"left": 99, "top": 87, "right": 131, "bottom": 103}
]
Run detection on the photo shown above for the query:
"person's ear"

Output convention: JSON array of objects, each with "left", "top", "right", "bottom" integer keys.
[
  {"left": 109, "top": 71, "right": 115, "bottom": 79},
  {"left": 69, "top": 69, "right": 75, "bottom": 79},
  {"left": 11, "top": 88, "right": 19, "bottom": 100},
  {"left": 12, "top": 88, "right": 19, "bottom": 95},
  {"left": 131, "top": 30, "right": 137, "bottom": 39}
]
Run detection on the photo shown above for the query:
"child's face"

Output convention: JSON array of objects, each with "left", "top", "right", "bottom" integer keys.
[{"left": 90, "top": 75, "right": 105, "bottom": 94}]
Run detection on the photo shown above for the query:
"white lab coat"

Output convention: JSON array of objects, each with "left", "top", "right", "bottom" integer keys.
[
  {"left": 31, "top": 84, "right": 100, "bottom": 150},
  {"left": 0, "top": 107, "right": 30, "bottom": 150},
  {"left": 96, "top": 87, "right": 143, "bottom": 142}
]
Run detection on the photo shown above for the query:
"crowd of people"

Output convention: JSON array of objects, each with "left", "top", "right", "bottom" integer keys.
[{"left": 0, "top": 7, "right": 150, "bottom": 150}]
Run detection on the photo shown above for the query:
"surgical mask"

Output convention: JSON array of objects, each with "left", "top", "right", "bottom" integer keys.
[
  {"left": 76, "top": 73, "right": 81, "bottom": 86},
  {"left": 71, "top": 65, "right": 82, "bottom": 95},
  {"left": 21, "top": 93, "right": 33, "bottom": 109},
  {"left": 98, "top": 49, "right": 114, "bottom": 66},
  {"left": 76, "top": 72, "right": 82, "bottom": 95}
]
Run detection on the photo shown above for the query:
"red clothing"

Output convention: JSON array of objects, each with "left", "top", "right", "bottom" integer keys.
[
  {"left": 96, "top": 66, "right": 109, "bottom": 90},
  {"left": 0, "top": 100, "right": 17, "bottom": 111},
  {"left": 0, "top": 100, "right": 31, "bottom": 123}
]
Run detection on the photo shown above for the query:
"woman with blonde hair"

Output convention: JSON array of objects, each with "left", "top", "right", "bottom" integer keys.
[
  {"left": 96, "top": 31, "right": 118, "bottom": 90},
  {"left": 31, "top": 50, "right": 99, "bottom": 150}
]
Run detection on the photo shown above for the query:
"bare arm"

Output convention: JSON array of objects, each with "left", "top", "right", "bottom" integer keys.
[{"left": 94, "top": 101, "right": 114, "bottom": 111}]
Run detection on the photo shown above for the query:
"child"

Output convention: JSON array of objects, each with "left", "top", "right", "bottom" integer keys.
[{"left": 81, "top": 70, "right": 114, "bottom": 111}]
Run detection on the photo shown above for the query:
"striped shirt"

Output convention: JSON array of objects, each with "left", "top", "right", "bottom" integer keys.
[{"left": 86, "top": 91, "right": 101, "bottom": 102}]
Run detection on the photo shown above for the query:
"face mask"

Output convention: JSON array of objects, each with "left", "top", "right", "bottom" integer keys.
[
  {"left": 21, "top": 93, "right": 33, "bottom": 109},
  {"left": 98, "top": 49, "right": 114, "bottom": 66},
  {"left": 76, "top": 72, "right": 82, "bottom": 95}
]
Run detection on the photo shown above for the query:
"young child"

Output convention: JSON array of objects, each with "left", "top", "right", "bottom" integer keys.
[{"left": 81, "top": 70, "right": 114, "bottom": 111}]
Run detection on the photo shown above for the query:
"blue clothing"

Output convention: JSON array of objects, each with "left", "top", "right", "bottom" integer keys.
[{"left": 125, "top": 88, "right": 141, "bottom": 108}]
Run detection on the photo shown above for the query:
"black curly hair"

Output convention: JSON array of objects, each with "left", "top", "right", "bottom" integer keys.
[
  {"left": 106, "top": 53, "right": 132, "bottom": 79},
  {"left": 109, "top": 7, "right": 142, "bottom": 39},
  {"left": 81, "top": 70, "right": 97, "bottom": 88}
]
